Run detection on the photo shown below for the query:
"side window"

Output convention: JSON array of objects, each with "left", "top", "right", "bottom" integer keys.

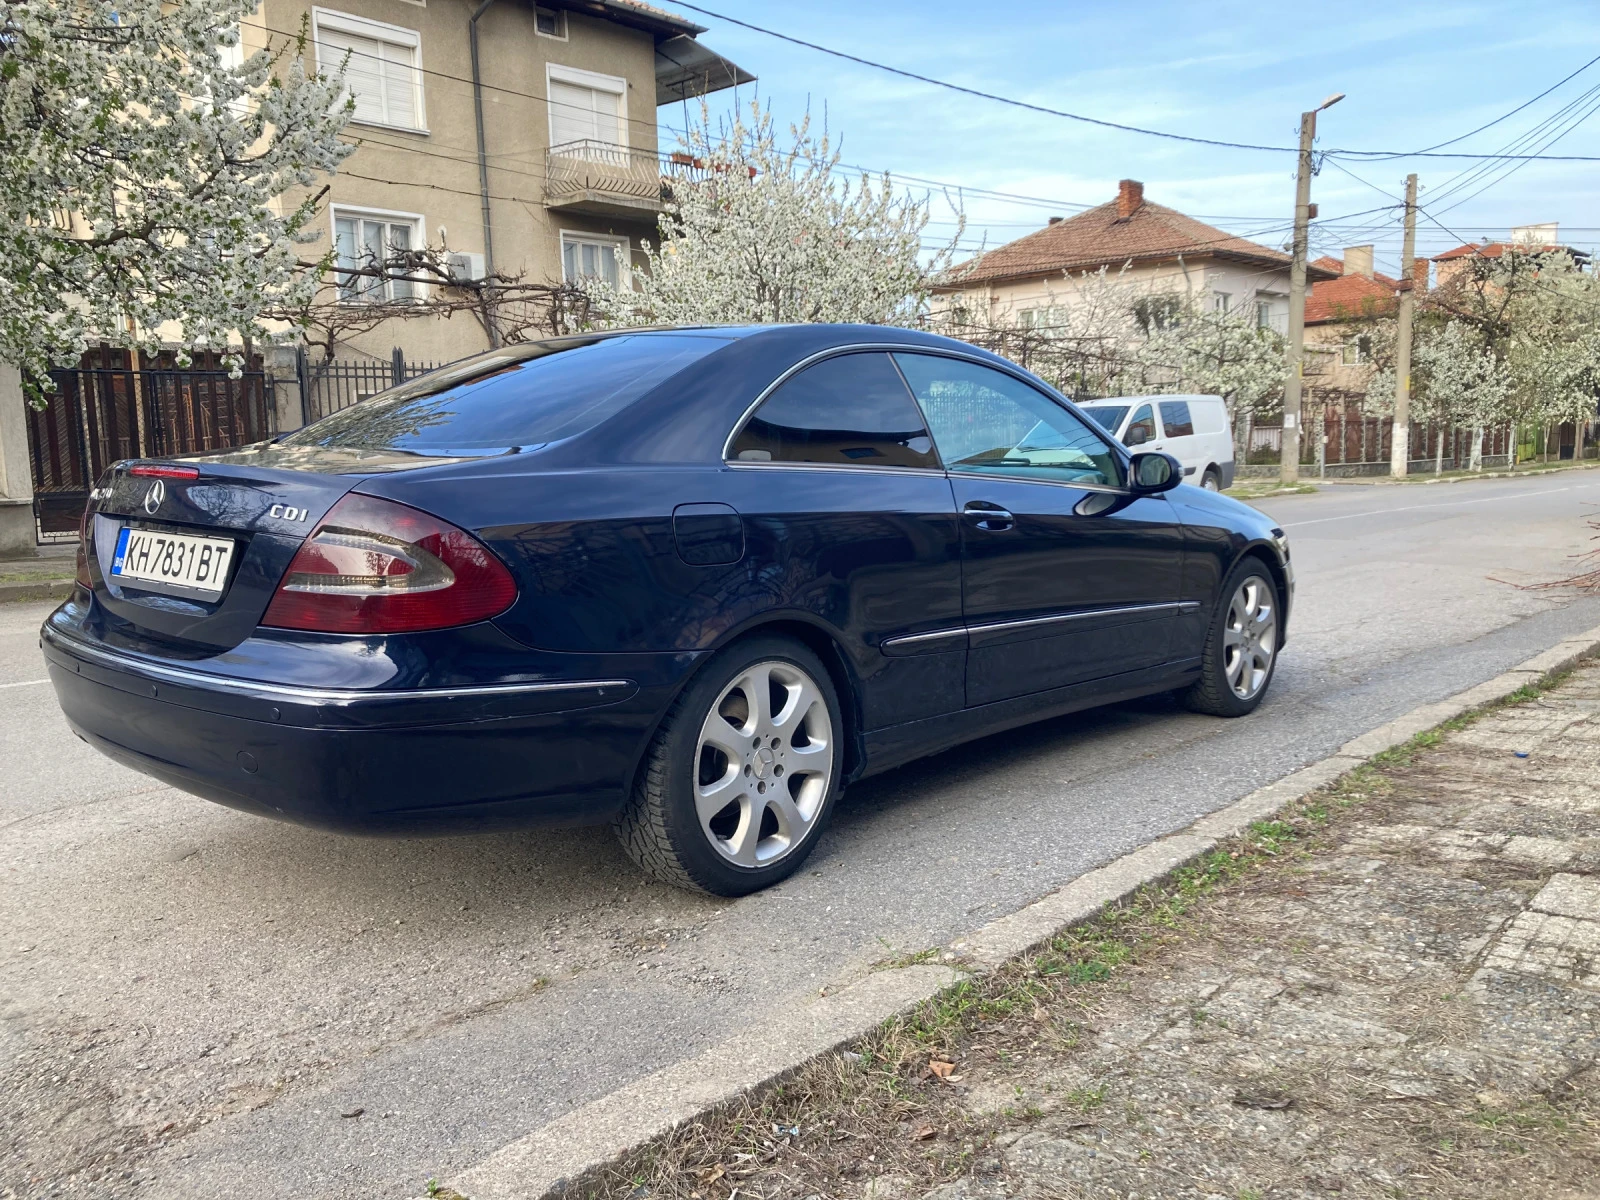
[
  {"left": 1158, "top": 400, "right": 1195, "bottom": 437},
  {"left": 730, "top": 353, "right": 940, "bottom": 469},
  {"left": 893, "top": 354, "right": 1123, "bottom": 488},
  {"left": 1124, "top": 404, "right": 1157, "bottom": 446}
]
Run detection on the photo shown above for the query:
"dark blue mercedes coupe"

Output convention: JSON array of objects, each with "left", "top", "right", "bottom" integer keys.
[{"left": 43, "top": 325, "right": 1292, "bottom": 895}]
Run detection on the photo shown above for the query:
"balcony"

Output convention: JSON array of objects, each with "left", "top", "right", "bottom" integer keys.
[{"left": 544, "top": 140, "right": 667, "bottom": 220}]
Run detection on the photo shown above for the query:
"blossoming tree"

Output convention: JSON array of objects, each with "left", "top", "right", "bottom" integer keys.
[{"left": 0, "top": 0, "right": 353, "bottom": 397}]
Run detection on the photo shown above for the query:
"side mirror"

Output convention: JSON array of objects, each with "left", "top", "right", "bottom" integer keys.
[
  {"left": 1129, "top": 451, "right": 1182, "bottom": 494},
  {"left": 1123, "top": 425, "right": 1149, "bottom": 447}
]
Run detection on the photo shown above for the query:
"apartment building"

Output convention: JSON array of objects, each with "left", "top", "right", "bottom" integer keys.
[{"left": 248, "top": 0, "right": 751, "bottom": 363}]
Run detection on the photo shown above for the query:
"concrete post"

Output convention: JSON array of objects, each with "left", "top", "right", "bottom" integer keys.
[
  {"left": 266, "top": 345, "right": 305, "bottom": 433},
  {"left": 0, "top": 366, "right": 38, "bottom": 559}
]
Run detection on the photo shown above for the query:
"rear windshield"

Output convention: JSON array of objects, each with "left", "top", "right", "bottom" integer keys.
[
  {"left": 1082, "top": 404, "right": 1128, "bottom": 433},
  {"left": 281, "top": 334, "right": 731, "bottom": 454}
]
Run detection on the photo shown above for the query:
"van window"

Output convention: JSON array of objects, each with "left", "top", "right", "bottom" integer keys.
[
  {"left": 1124, "top": 404, "right": 1157, "bottom": 446},
  {"left": 1158, "top": 401, "right": 1195, "bottom": 437},
  {"left": 1083, "top": 404, "right": 1128, "bottom": 433}
]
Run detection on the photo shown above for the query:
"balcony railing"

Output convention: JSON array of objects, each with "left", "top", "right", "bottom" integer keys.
[{"left": 545, "top": 140, "right": 666, "bottom": 213}]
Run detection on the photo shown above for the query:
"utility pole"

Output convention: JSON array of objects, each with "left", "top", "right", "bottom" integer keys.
[
  {"left": 1281, "top": 93, "right": 1344, "bottom": 483},
  {"left": 1390, "top": 173, "right": 1419, "bottom": 478}
]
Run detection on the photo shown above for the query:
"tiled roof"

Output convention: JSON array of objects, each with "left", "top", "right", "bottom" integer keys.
[
  {"left": 1310, "top": 255, "right": 1345, "bottom": 275},
  {"left": 1306, "top": 270, "right": 1400, "bottom": 324},
  {"left": 1432, "top": 241, "right": 1560, "bottom": 262},
  {"left": 941, "top": 194, "right": 1336, "bottom": 288}
]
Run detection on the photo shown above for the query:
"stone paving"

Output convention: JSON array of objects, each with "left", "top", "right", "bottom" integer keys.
[{"left": 915, "top": 664, "right": 1600, "bottom": 1199}]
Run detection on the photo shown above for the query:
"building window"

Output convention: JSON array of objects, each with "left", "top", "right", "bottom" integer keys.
[
  {"left": 313, "top": 9, "right": 425, "bottom": 132},
  {"left": 547, "top": 64, "right": 626, "bottom": 151},
  {"left": 1341, "top": 335, "right": 1372, "bottom": 365},
  {"left": 1256, "top": 300, "right": 1272, "bottom": 329},
  {"left": 1133, "top": 296, "right": 1181, "bottom": 333},
  {"left": 333, "top": 207, "right": 424, "bottom": 303},
  {"left": 561, "top": 232, "right": 627, "bottom": 288},
  {"left": 534, "top": 6, "right": 567, "bottom": 37},
  {"left": 1211, "top": 291, "right": 1231, "bottom": 314}
]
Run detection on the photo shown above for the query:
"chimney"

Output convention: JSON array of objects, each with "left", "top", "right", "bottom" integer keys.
[
  {"left": 1411, "top": 258, "right": 1429, "bottom": 292},
  {"left": 1116, "top": 179, "right": 1144, "bottom": 219},
  {"left": 1047, "top": 216, "right": 1064, "bottom": 226},
  {"left": 1343, "top": 245, "right": 1375, "bottom": 278}
]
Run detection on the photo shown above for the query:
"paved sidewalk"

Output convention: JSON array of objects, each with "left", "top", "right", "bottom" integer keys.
[{"left": 591, "top": 664, "right": 1600, "bottom": 1200}]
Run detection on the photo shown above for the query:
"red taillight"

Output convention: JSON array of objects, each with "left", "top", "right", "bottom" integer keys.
[
  {"left": 129, "top": 464, "right": 200, "bottom": 479},
  {"left": 261, "top": 494, "right": 517, "bottom": 634}
]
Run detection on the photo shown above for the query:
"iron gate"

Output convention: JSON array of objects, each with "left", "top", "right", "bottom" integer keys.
[
  {"left": 26, "top": 347, "right": 276, "bottom": 538},
  {"left": 298, "top": 347, "right": 447, "bottom": 423}
]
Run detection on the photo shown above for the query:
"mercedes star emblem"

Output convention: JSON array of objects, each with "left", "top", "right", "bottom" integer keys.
[{"left": 142, "top": 479, "right": 165, "bottom": 515}]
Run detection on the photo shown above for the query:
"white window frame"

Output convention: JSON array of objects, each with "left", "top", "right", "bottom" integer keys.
[
  {"left": 331, "top": 204, "right": 427, "bottom": 304},
  {"left": 312, "top": 8, "right": 428, "bottom": 135},
  {"left": 534, "top": 5, "right": 568, "bottom": 39},
  {"left": 546, "top": 62, "right": 627, "bottom": 151},
  {"left": 559, "top": 230, "right": 630, "bottom": 289},
  {"left": 1211, "top": 291, "right": 1231, "bottom": 314}
]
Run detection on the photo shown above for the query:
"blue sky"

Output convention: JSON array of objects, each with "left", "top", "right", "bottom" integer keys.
[{"left": 654, "top": 0, "right": 1600, "bottom": 276}]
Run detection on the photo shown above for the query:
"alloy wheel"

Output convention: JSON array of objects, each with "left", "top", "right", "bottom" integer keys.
[
  {"left": 1222, "top": 576, "right": 1277, "bottom": 700},
  {"left": 694, "top": 660, "right": 835, "bottom": 867}
]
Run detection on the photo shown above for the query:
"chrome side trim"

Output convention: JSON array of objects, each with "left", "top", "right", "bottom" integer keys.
[
  {"left": 880, "top": 600, "right": 1202, "bottom": 655},
  {"left": 967, "top": 601, "right": 1200, "bottom": 639},
  {"left": 725, "top": 461, "right": 948, "bottom": 480},
  {"left": 41, "top": 626, "right": 633, "bottom": 707},
  {"left": 880, "top": 626, "right": 968, "bottom": 652}
]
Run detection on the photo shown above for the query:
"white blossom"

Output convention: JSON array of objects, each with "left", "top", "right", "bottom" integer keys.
[
  {"left": 592, "top": 101, "right": 962, "bottom": 327},
  {"left": 0, "top": 0, "right": 353, "bottom": 399}
]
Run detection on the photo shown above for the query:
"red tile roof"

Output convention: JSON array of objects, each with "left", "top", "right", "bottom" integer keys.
[
  {"left": 1310, "top": 255, "right": 1345, "bottom": 276},
  {"left": 940, "top": 188, "right": 1337, "bottom": 288},
  {"left": 1305, "top": 269, "right": 1400, "bottom": 324},
  {"left": 1432, "top": 241, "right": 1560, "bottom": 262}
]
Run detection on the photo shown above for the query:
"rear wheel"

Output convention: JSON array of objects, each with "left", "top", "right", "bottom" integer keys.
[
  {"left": 614, "top": 636, "right": 843, "bottom": 896},
  {"left": 1181, "top": 559, "right": 1280, "bottom": 717},
  {"left": 1201, "top": 466, "right": 1222, "bottom": 491}
]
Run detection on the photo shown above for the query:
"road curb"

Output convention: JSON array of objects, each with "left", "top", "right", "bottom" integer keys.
[
  {"left": 444, "top": 621, "right": 1600, "bottom": 1200},
  {"left": 0, "top": 579, "right": 72, "bottom": 604}
]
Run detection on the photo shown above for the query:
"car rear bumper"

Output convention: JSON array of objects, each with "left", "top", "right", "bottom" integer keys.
[{"left": 42, "top": 623, "right": 656, "bottom": 834}]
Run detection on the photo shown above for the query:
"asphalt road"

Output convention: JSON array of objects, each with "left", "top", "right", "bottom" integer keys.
[{"left": 6, "top": 470, "right": 1600, "bottom": 1199}]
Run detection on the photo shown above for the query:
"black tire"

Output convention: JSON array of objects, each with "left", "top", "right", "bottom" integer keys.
[
  {"left": 1181, "top": 557, "right": 1281, "bottom": 717},
  {"left": 613, "top": 635, "right": 844, "bottom": 896},
  {"left": 1201, "top": 465, "right": 1222, "bottom": 491}
]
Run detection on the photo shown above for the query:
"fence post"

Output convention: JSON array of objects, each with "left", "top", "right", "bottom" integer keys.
[
  {"left": 295, "top": 346, "right": 313, "bottom": 427},
  {"left": 391, "top": 347, "right": 406, "bottom": 388}
]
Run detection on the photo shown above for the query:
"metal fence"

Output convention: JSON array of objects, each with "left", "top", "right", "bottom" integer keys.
[
  {"left": 1246, "top": 411, "right": 1515, "bottom": 475},
  {"left": 27, "top": 347, "right": 274, "bottom": 537},
  {"left": 298, "top": 347, "right": 448, "bottom": 423}
]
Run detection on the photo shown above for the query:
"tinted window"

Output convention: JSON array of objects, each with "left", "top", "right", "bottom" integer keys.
[
  {"left": 893, "top": 354, "right": 1122, "bottom": 488},
  {"left": 1158, "top": 400, "right": 1195, "bottom": 437},
  {"left": 730, "top": 353, "right": 939, "bottom": 469},
  {"left": 1083, "top": 404, "right": 1128, "bottom": 433},
  {"left": 1125, "top": 404, "right": 1157, "bottom": 446},
  {"left": 281, "top": 334, "right": 729, "bottom": 454}
]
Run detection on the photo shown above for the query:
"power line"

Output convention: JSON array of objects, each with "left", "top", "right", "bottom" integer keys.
[{"left": 660, "top": 2, "right": 1600, "bottom": 163}]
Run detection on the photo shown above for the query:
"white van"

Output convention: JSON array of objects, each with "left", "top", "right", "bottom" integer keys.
[{"left": 1077, "top": 395, "right": 1235, "bottom": 490}]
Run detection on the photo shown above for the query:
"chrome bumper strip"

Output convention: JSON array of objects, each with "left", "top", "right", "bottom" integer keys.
[{"left": 41, "top": 626, "right": 634, "bottom": 707}]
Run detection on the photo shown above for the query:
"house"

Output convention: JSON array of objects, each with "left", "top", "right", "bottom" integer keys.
[
  {"left": 1302, "top": 245, "right": 1410, "bottom": 398},
  {"left": 249, "top": 0, "right": 752, "bottom": 367},
  {"left": 933, "top": 180, "right": 1337, "bottom": 335},
  {"left": 1431, "top": 224, "right": 1589, "bottom": 289}
]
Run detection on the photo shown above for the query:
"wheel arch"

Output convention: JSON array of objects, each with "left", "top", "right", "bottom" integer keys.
[{"left": 1228, "top": 541, "right": 1291, "bottom": 644}]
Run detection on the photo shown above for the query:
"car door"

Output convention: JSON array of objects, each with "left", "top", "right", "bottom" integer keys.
[
  {"left": 893, "top": 353, "right": 1186, "bottom": 709},
  {"left": 722, "top": 351, "right": 966, "bottom": 731}
]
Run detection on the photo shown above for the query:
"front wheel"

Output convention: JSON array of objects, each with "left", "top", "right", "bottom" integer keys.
[
  {"left": 1201, "top": 466, "right": 1222, "bottom": 491},
  {"left": 1181, "top": 560, "right": 1281, "bottom": 716},
  {"left": 614, "top": 636, "right": 843, "bottom": 896}
]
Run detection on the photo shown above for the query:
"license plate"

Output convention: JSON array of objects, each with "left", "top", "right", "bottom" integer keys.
[{"left": 111, "top": 527, "right": 236, "bottom": 599}]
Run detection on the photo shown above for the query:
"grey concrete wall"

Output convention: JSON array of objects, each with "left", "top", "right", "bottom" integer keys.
[{"left": 0, "top": 366, "right": 37, "bottom": 558}]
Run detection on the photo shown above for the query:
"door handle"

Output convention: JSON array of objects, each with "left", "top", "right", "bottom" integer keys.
[{"left": 962, "top": 501, "right": 1014, "bottom": 531}]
